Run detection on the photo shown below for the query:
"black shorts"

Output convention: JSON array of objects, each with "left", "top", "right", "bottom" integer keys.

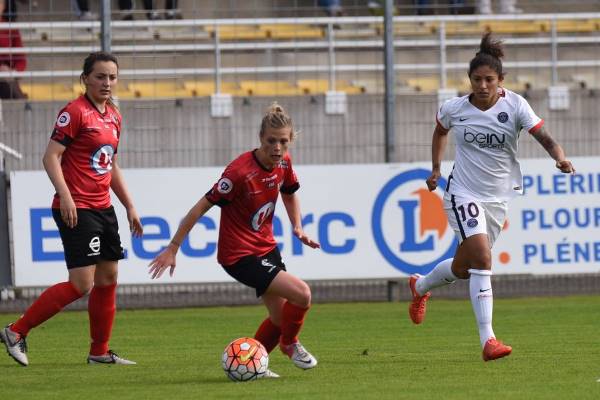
[
  {"left": 52, "top": 206, "right": 125, "bottom": 269},
  {"left": 222, "top": 247, "right": 286, "bottom": 298}
]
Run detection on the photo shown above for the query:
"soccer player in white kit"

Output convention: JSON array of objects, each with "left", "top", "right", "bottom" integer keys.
[{"left": 407, "top": 33, "right": 575, "bottom": 361}]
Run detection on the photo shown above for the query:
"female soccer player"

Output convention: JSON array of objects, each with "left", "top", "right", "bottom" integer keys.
[
  {"left": 149, "top": 103, "right": 320, "bottom": 376},
  {"left": 0, "top": 52, "right": 143, "bottom": 366},
  {"left": 407, "top": 33, "right": 575, "bottom": 361}
]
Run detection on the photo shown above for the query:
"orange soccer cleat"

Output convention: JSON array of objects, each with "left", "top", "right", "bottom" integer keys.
[
  {"left": 408, "top": 275, "right": 431, "bottom": 325},
  {"left": 482, "top": 338, "right": 512, "bottom": 361}
]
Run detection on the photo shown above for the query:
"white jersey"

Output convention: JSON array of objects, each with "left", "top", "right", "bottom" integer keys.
[{"left": 437, "top": 88, "right": 543, "bottom": 201}]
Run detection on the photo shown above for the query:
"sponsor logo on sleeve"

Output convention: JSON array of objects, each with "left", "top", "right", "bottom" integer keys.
[
  {"left": 217, "top": 178, "right": 233, "bottom": 194},
  {"left": 56, "top": 112, "right": 71, "bottom": 127}
]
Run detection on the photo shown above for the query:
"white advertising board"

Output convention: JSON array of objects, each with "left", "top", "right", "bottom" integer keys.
[{"left": 9, "top": 157, "right": 600, "bottom": 286}]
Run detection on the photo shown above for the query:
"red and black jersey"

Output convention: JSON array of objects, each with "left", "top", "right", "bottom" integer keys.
[
  {"left": 50, "top": 95, "right": 122, "bottom": 209},
  {"left": 206, "top": 150, "right": 300, "bottom": 266}
]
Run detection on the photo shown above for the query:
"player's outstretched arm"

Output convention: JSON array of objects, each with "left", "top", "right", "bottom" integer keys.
[
  {"left": 281, "top": 192, "right": 320, "bottom": 249},
  {"left": 532, "top": 126, "right": 576, "bottom": 174},
  {"left": 426, "top": 124, "right": 449, "bottom": 191},
  {"left": 148, "top": 196, "right": 214, "bottom": 279}
]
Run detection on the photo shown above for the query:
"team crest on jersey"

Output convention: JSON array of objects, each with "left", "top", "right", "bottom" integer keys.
[
  {"left": 467, "top": 218, "right": 478, "bottom": 228},
  {"left": 56, "top": 112, "right": 70, "bottom": 127},
  {"left": 497, "top": 112, "right": 508, "bottom": 123},
  {"left": 217, "top": 178, "right": 233, "bottom": 194}
]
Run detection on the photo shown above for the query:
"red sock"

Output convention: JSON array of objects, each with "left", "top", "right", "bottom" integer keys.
[
  {"left": 11, "top": 281, "right": 82, "bottom": 337},
  {"left": 88, "top": 283, "right": 117, "bottom": 356},
  {"left": 280, "top": 302, "right": 309, "bottom": 347},
  {"left": 254, "top": 318, "right": 281, "bottom": 353}
]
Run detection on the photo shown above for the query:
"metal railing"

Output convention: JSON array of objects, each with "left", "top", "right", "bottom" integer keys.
[
  {"left": 0, "top": 13, "right": 599, "bottom": 89},
  {"left": 0, "top": 142, "right": 23, "bottom": 172}
]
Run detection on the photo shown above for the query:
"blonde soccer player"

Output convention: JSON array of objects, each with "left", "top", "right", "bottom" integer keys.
[{"left": 149, "top": 103, "right": 320, "bottom": 377}]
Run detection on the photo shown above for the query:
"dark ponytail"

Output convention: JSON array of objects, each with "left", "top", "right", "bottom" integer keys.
[{"left": 468, "top": 32, "right": 505, "bottom": 79}]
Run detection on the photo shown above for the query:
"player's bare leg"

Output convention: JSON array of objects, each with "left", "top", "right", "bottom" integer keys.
[{"left": 266, "top": 272, "right": 317, "bottom": 369}]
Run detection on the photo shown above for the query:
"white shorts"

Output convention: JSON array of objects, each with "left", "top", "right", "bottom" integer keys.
[{"left": 443, "top": 192, "right": 508, "bottom": 248}]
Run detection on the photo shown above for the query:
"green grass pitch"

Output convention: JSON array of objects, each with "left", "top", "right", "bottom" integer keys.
[{"left": 1, "top": 296, "right": 599, "bottom": 399}]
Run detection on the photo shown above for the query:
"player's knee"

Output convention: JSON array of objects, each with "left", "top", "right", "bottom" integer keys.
[
  {"left": 71, "top": 279, "right": 93, "bottom": 295},
  {"left": 95, "top": 272, "right": 118, "bottom": 286},
  {"left": 269, "top": 314, "right": 282, "bottom": 326},
  {"left": 293, "top": 281, "right": 311, "bottom": 308},
  {"left": 470, "top": 252, "right": 492, "bottom": 269}
]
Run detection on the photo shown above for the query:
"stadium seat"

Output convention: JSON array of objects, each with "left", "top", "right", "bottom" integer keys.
[
  {"left": 372, "top": 22, "right": 434, "bottom": 37},
  {"left": 259, "top": 24, "right": 324, "bottom": 40},
  {"left": 239, "top": 80, "right": 302, "bottom": 96},
  {"left": 183, "top": 81, "right": 216, "bottom": 97},
  {"left": 204, "top": 25, "right": 268, "bottom": 41},
  {"left": 20, "top": 83, "right": 76, "bottom": 101},
  {"left": 405, "top": 76, "right": 473, "bottom": 93},
  {"left": 296, "top": 79, "right": 363, "bottom": 95},
  {"left": 429, "top": 22, "right": 482, "bottom": 36},
  {"left": 350, "top": 79, "right": 379, "bottom": 94},
  {"left": 183, "top": 81, "right": 244, "bottom": 97},
  {"left": 478, "top": 20, "right": 547, "bottom": 34},
  {"left": 552, "top": 19, "right": 599, "bottom": 33},
  {"left": 127, "top": 81, "right": 189, "bottom": 99},
  {"left": 297, "top": 79, "right": 329, "bottom": 94},
  {"left": 406, "top": 77, "right": 440, "bottom": 93}
]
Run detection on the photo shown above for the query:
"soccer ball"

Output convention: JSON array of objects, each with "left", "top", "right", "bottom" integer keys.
[{"left": 222, "top": 337, "right": 269, "bottom": 382}]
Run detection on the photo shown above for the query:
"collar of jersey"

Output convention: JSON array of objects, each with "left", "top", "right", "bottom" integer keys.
[
  {"left": 252, "top": 149, "right": 275, "bottom": 172},
  {"left": 84, "top": 94, "right": 109, "bottom": 117}
]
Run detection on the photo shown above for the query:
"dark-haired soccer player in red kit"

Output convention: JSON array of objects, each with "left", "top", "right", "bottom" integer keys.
[
  {"left": 149, "top": 103, "right": 319, "bottom": 378},
  {"left": 0, "top": 52, "right": 143, "bottom": 366}
]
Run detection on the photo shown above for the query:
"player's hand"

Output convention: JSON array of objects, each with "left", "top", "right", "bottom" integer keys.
[
  {"left": 556, "top": 159, "right": 575, "bottom": 174},
  {"left": 293, "top": 227, "right": 320, "bottom": 249},
  {"left": 126, "top": 206, "right": 143, "bottom": 237},
  {"left": 60, "top": 195, "right": 78, "bottom": 228},
  {"left": 148, "top": 248, "right": 177, "bottom": 279},
  {"left": 426, "top": 170, "right": 441, "bottom": 191}
]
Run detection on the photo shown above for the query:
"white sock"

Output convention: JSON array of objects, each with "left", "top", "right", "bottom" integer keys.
[
  {"left": 415, "top": 258, "right": 457, "bottom": 295},
  {"left": 469, "top": 269, "right": 495, "bottom": 348}
]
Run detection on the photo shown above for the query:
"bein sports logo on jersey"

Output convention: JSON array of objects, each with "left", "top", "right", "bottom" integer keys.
[
  {"left": 463, "top": 129, "right": 505, "bottom": 150},
  {"left": 371, "top": 169, "right": 458, "bottom": 275},
  {"left": 90, "top": 145, "right": 115, "bottom": 175},
  {"left": 251, "top": 202, "right": 275, "bottom": 231}
]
